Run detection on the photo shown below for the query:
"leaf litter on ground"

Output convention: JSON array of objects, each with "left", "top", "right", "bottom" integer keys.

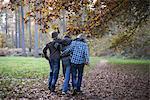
[{"left": 0, "top": 60, "right": 149, "bottom": 100}]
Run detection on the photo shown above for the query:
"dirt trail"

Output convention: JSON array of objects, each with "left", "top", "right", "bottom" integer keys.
[
  {"left": 81, "top": 59, "right": 149, "bottom": 100},
  {"left": 1, "top": 59, "right": 149, "bottom": 100}
]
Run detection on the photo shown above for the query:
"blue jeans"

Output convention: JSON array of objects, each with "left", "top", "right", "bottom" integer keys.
[
  {"left": 62, "top": 59, "right": 71, "bottom": 92},
  {"left": 71, "top": 63, "right": 84, "bottom": 91},
  {"left": 48, "top": 58, "right": 60, "bottom": 91}
]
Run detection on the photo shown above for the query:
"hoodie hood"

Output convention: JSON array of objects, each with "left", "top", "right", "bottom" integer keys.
[{"left": 62, "top": 37, "right": 72, "bottom": 46}]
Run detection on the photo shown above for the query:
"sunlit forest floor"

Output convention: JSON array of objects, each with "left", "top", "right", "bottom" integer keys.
[{"left": 0, "top": 57, "right": 149, "bottom": 99}]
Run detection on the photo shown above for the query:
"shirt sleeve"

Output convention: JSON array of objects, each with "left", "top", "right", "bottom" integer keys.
[
  {"left": 43, "top": 43, "right": 50, "bottom": 60},
  {"left": 84, "top": 44, "right": 89, "bottom": 63},
  {"left": 61, "top": 41, "right": 74, "bottom": 56}
]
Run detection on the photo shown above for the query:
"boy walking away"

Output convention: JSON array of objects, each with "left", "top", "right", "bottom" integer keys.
[
  {"left": 61, "top": 35, "right": 72, "bottom": 95},
  {"left": 61, "top": 34, "right": 89, "bottom": 95},
  {"left": 43, "top": 31, "right": 62, "bottom": 93}
]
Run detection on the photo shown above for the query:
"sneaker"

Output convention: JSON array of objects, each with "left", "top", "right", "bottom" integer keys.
[
  {"left": 72, "top": 89, "right": 77, "bottom": 96},
  {"left": 50, "top": 86, "right": 55, "bottom": 92},
  {"left": 77, "top": 90, "right": 83, "bottom": 95},
  {"left": 51, "top": 91, "right": 56, "bottom": 95},
  {"left": 77, "top": 90, "right": 82, "bottom": 93},
  {"left": 68, "top": 84, "right": 71, "bottom": 91}
]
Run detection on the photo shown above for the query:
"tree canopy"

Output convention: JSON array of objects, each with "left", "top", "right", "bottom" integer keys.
[{"left": 0, "top": 0, "right": 149, "bottom": 52}]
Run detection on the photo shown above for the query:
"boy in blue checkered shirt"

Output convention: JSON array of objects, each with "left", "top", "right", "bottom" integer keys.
[{"left": 61, "top": 34, "right": 89, "bottom": 94}]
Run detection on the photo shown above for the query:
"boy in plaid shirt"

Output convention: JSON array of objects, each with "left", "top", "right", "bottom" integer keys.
[{"left": 61, "top": 34, "right": 89, "bottom": 94}]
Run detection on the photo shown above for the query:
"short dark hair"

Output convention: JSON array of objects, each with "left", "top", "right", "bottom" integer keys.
[{"left": 52, "top": 32, "right": 58, "bottom": 38}]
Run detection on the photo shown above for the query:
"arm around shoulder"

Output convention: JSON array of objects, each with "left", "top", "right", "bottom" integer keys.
[{"left": 61, "top": 41, "right": 74, "bottom": 57}]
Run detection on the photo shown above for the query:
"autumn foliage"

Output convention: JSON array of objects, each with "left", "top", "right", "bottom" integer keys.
[{"left": 0, "top": 0, "right": 149, "bottom": 51}]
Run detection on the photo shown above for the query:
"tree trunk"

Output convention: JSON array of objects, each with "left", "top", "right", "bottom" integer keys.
[
  {"left": 62, "top": 9, "right": 66, "bottom": 33},
  {"left": 34, "top": 18, "right": 39, "bottom": 57},
  {"left": 12, "top": 30, "right": 15, "bottom": 48},
  {"left": 34, "top": 2, "right": 39, "bottom": 57},
  {"left": 39, "top": 11, "right": 43, "bottom": 49},
  {"left": 21, "top": 5, "right": 26, "bottom": 56},
  {"left": 59, "top": 9, "right": 66, "bottom": 37},
  {"left": 81, "top": 7, "right": 85, "bottom": 25},
  {"left": 28, "top": 2, "right": 32, "bottom": 52},
  {"left": 15, "top": 8, "right": 18, "bottom": 48},
  {"left": 5, "top": 9, "right": 8, "bottom": 35},
  {"left": 4, "top": 9, "right": 8, "bottom": 47},
  {"left": 17, "top": 6, "right": 21, "bottom": 48}
]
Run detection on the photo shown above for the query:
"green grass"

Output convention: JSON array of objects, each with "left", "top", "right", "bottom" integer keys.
[
  {"left": 0, "top": 56, "right": 149, "bottom": 79},
  {"left": 0, "top": 56, "right": 100, "bottom": 79},
  {"left": 0, "top": 57, "right": 49, "bottom": 78},
  {"left": 105, "top": 57, "right": 150, "bottom": 65},
  {"left": 106, "top": 57, "right": 150, "bottom": 72}
]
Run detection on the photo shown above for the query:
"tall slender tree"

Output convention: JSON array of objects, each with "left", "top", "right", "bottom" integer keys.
[
  {"left": 39, "top": 11, "right": 43, "bottom": 49},
  {"left": 4, "top": 8, "right": 8, "bottom": 47},
  {"left": 62, "top": 9, "right": 66, "bottom": 34},
  {"left": 5, "top": 9, "right": 8, "bottom": 35},
  {"left": 58, "top": 9, "right": 66, "bottom": 37},
  {"left": 11, "top": 30, "right": 15, "bottom": 47},
  {"left": 15, "top": 7, "right": 18, "bottom": 48},
  {"left": 34, "top": 1, "right": 39, "bottom": 57},
  {"left": 21, "top": 3, "right": 26, "bottom": 56},
  {"left": 28, "top": 1, "right": 32, "bottom": 52},
  {"left": 17, "top": 6, "right": 21, "bottom": 48}
]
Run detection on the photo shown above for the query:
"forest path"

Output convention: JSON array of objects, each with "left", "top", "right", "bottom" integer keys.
[{"left": 2, "top": 59, "right": 149, "bottom": 100}]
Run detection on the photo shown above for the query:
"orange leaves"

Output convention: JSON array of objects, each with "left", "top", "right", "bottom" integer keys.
[
  {"left": 2, "top": 0, "right": 130, "bottom": 37},
  {"left": 67, "top": 25, "right": 81, "bottom": 35}
]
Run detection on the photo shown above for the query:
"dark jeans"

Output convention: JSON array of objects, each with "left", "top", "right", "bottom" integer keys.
[
  {"left": 62, "top": 60, "right": 67, "bottom": 78},
  {"left": 62, "top": 59, "right": 71, "bottom": 92},
  {"left": 48, "top": 58, "right": 60, "bottom": 91},
  {"left": 71, "top": 63, "right": 84, "bottom": 91}
]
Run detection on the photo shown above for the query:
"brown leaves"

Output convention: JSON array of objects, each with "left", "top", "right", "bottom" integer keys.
[
  {"left": 82, "top": 61, "right": 149, "bottom": 99},
  {"left": 1, "top": 61, "right": 148, "bottom": 99}
]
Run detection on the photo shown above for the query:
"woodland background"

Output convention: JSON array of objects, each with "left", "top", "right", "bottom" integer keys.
[{"left": 0, "top": 0, "right": 149, "bottom": 59}]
